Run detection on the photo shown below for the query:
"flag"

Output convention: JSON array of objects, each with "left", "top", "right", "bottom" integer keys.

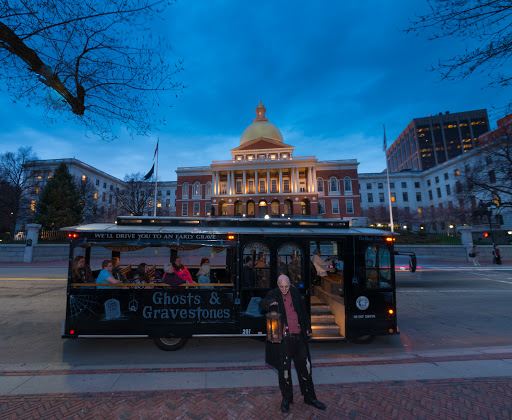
[
  {"left": 144, "top": 164, "right": 154, "bottom": 180},
  {"left": 153, "top": 139, "right": 159, "bottom": 160},
  {"left": 383, "top": 124, "right": 387, "bottom": 152}
]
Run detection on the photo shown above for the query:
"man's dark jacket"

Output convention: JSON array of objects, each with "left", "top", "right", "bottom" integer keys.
[{"left": 259, "top": 285, "right": 311, "bottom": 369}]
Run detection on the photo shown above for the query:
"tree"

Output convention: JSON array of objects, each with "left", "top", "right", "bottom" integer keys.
[
  {"left": 0, "top": 1, "right": 183, "bottom": 140},
  {"left": 33, "top": 163, "right": 84, "bottom": 229},
  {"left": 457, "top": 128, "right": 512, "bottom": 224},
  {"left": 407, "top": 1, "right": 512, "bottom": 110},
  {"left": 0, "top": 146, "right": 38, "bottom": 238},
  {"left": 115, "top": 173, "right": 153, "bottom": 216}
]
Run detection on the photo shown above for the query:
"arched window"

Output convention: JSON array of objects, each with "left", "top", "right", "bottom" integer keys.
[
  {"left": 317, "top": 178, "right": 324, "bottom": 192},
  {"left": 235, "top": 200, "right": 243, "bottom": 216},
  {"left": 271, "top": 200, "right": 280, "bottom": 216},
  {"left": 344, "top": 177, "right": 352, "bottom": 194},
  {"left": 284, "top": 199, "right": 293, "bottom": 216},
  {"left": 219, "top": 201, "right": 227, "bottom": 216},
  {"left": 258, "top": 200, "right": 268, "bottom": 218},
  {"left": 182, "top": 182, "right": 189, "bottom": 199},
  {"left": 247, "top": 200, "right": 255, "bottom": 216},
  {"left": 330, "top": 177, "right": 338, "bottom": 192},
  {"left": 206, "top": 181, "right": 212, "bottom": 196},
  {"left": 301, "top": 200, "right": 310, "bottom": 215},
  {"left": 193, "top": 181, "right": 201, "bottom": 197}
]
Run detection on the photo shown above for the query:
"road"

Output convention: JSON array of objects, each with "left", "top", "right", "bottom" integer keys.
[{"left": 1, "top": 264, "right": 512, "bottom": 368}]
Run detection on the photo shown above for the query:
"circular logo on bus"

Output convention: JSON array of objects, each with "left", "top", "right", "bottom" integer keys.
[{"left": 356, "top": 296, "right": 370, "bottom": 311}]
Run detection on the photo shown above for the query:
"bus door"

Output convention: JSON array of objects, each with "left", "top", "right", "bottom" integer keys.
[{"left": 345, "top": 236, "right": 397, "bottom": 341}]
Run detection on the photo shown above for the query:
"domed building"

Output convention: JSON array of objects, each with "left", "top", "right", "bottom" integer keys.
[{"left": 176, "top": 102, "right": 362, "bottom": 219}]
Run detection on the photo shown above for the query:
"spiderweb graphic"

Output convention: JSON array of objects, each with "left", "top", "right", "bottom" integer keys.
[{"left": 69, "top": 295, "right": 101, "bottom": 319}]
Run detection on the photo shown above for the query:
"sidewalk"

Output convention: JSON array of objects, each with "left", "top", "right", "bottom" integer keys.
[{"left": 2, "top": 346, "right": 512, "bottom": 418}]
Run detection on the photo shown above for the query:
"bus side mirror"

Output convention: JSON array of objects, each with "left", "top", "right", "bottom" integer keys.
[{"left": 409, "top": 254, "right": 417, "bottom": 273}]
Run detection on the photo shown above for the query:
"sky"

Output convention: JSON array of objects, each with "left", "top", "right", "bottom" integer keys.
[{"left": 1, "top": 0, "right": 511, "bottom": 181}]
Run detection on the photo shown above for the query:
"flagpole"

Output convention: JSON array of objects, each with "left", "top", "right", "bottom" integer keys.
[
  {"left": 153, "top": 139, "right": 159, "bottom": 218},
  {"left": 383, "top": 125, "right": 394, "bottom": 233}
]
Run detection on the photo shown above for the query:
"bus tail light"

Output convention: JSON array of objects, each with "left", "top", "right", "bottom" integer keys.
[
  {"left": 388, "top": 309, "right": 394, "bottom": 315},
  {"left": 70, "top": 329, "right": 75, "bottom": 335},
  {"left": 389, "top": 329, "right": 394, "bottom": 334},
  {"left": 228, "top": 235, "right": 235, "bottom": 240},
  {"left": 386, "top": 237, "right": 395, "bottom": 242}
]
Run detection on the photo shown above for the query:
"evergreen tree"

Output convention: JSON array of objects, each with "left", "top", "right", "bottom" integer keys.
[{"left": 33, "top": 163, "right": 84, "bottom": 229}]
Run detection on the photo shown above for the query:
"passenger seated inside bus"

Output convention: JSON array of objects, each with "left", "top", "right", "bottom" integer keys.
[
  {"left": 172, "top": 256, "right": 194, "bottom": 284},
  {"left": 95, "top": 259, "right": 122, "bottom": 289},
  {"left": 162, "top": 264, "right": 187, "bottom": 287},
  {"left": 111, "top": 257, "right": 127, "bottom": 283},
  {"left": 196, "top": 258, "right": 213, "bottom": 288},
  {"left": 242, "top": 256, "right": 255, "bottom": 288},
  {"left": 131, "top": 263, "right": 152, "bottom": 288},
  {"left": 287, "top": 254, "right": 301, "bottom": 287},
  {"left": 72, "top": 255, "right": 94, "bottom": 284},
  {"left": 254, "top": 251, "right": 269, "bottom": 288}
]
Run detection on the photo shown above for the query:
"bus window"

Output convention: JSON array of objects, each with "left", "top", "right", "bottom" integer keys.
[
  {"left": 365, "top": 245, "right": 392, "bottom": 289},
  {"left": 277, "top": 243, "right": 303, "bottom": 288},
  {"left": 242, "top": 242, "right": 270, "bottom": 288}
]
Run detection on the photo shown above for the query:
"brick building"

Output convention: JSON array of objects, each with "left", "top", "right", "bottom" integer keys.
[{"left": 176, "top": 102, "right": 362, "bottom": 220}]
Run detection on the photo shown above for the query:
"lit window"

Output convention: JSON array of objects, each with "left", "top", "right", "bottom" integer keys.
[
  {"left": 391, "top": 193, "right": 396, "bottom": 202},
  {"left": 182, "top": 183, "right": 189, "bottom": 199},
  {"left": 157, "top": 199, "right": 162, "bottom": 208},
  {"left": 94, "top": 190, "right": 98, "bottom": 200},
  {"left": 194, "top": 182, "right": 201, "bottom": 197},
  {"left": 47, "top": 170, "right": 52, "bottom": 179},
  {"left": 81, "top": 174, "right": 87, "bottom": 181},
  {"left": 30, "top": 199, "right": 36, "bottom": 212},
  {"left": 193, "top": 202, "right": 200, "bottom": 216},
  {"left": 35, "top": 186, "right": 40, "bottom": 194}
]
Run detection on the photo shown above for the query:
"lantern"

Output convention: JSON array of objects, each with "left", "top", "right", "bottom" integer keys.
[{"left": 266, "top": 311, "right": 283, "bottom": 343}]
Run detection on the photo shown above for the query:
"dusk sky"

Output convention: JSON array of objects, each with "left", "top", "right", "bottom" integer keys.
[{"left": 1, "top": 1, "right": 510, "bottom": 181}]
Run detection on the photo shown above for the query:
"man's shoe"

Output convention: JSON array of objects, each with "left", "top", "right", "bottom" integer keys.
[
  {"left": 281, "top": 399, "right": 290, "bottom": 413},
  {"left": 304, "top": 398, "right": 326, "bottom": 410}
]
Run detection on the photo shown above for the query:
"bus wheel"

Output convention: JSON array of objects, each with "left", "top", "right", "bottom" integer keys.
[
  {"left": 153, "top": 337, "right": 187, "bottom": 351},
  {"left": 350, "top": 334, "right": 375, "bottom": 344}
]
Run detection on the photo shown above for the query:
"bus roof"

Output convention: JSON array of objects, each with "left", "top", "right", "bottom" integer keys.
[{"left": 62, "top": 216, "right": 392, "bottom": 237}]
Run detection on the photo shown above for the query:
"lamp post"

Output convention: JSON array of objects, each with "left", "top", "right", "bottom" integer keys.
[{"left": 479, "top": 201, "right": 496, "bottom": 246}]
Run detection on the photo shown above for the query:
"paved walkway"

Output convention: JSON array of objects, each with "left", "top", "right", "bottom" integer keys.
[{"left": 2, "top": 346, "right": 512, "bottom": 419}]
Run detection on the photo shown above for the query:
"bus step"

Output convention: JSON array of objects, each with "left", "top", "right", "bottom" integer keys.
[
  {"left": 311, "top": 314, "right": 336, "bottom": 324},
  {"left": 311, "top": 305, "right": 331, "bottom": 315},
  {"left": 311, "top": 324, "right": 342, "bottom": 337}
]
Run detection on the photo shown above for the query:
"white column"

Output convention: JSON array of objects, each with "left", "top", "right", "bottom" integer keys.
[
  {"left": 291, "top": 167, "right": 295, "bottom": 193},
  {"left": 211, "top": 171, "right": 215, "bottom": 195},
  {"left": 279, "top": 168, "right": 283, "bottom": 193},
  {"left": 267, "top": 170, "right": 270, "bottom": 194},
  {"left": 243, "top": 170, "right": 246, "bottom": 194},
  {"left": 255, "top": 170, "right": 258, "bottom": 194},
  {"left": 225, "top": 171, "right": 229, "bottom": 195},
  {"left": 230, "top": 170, "right": 234, "bottom": 195},
  {"left": 312, "top": 167, "right": 317, "bottom": 193},
  {"left": 214, "top": 172, "right": 218, "bottom": 195},
  {"left": 295, "top": 168, "right": 299, "bottom": 192}
]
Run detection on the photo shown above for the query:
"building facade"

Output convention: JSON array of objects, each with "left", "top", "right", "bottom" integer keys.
[
  {"left": 175, "top": 102, "right": 362, "bottom": 220},
  {"left": 22, "top": 158, "right": 177, "bottom": 226},
  {"left": 364, "top": 111, "right": 512, "bottom": 232},
  {"left": 386, "top": 109, "right": 490, "bottom": 172}
]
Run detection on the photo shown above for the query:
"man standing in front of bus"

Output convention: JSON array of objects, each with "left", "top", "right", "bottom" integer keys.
[{"left": 259, "top": 275, "right": 326, "bottom": 413}]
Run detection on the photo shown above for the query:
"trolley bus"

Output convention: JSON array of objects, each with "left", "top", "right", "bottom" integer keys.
[{"left": 62, "top": 216, "right": 399, "bottom": 350}]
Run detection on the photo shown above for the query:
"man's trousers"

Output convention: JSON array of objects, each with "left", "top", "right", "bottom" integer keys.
[{"left": 278, "top": 335, "right": 316, "bottom": 401}]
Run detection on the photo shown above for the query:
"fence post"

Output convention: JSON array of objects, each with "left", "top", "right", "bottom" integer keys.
[
  {"left": 23, "top": 223, "right": 42, "bottom": 263},
  {"left": 458, "top": 226, "right": 473, "bottom": 262}
]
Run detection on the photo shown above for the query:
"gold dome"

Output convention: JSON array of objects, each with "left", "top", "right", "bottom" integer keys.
[{"left": 240, "top": 101, "right": 283, "bottom": 145}]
